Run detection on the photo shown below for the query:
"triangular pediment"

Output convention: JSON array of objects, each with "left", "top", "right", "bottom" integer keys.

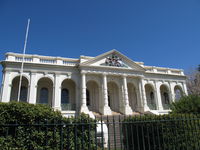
[{"left": 80, "top": 50, "right": 145, "bottom": 71}]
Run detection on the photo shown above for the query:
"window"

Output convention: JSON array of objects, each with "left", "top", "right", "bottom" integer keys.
[
  {"left": 150, "top": 92, "right": 154, "bottom": 104},
  {"left": 39, "top": 88, "right": 48, "bottom": 104},
  {"left": 86, "top": 89, "right": 90, "bottom": 106},
  {"left": 108, "top": 90, "right": 111, "bottom": 107},
  {"left": 20, "top": 86, "right": 28, "bottom": 102},
  {"left": 163, "top": 92, "right": 169, "bottom": 104},
  {"left": 61, "top": 89, "right": 69, "bottom": 104}
]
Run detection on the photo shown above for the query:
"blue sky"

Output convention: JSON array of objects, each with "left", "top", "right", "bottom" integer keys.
[{"left": 0, "top": 0, "right": 200, "bottom": 82}]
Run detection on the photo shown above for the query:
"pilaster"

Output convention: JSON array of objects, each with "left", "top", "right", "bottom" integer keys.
[
  {"left": 169, "top": 82, "right": 175, "bottom": 102},
  {"left": 183, "top": 82, "right": 188, "bottom": 95},
  {"left": 1, "top": 71, "right": 12, "bottom": 102},
  {"left": 29, "top": 72, "right": 37, "bottom": 104},
  {"left": 53, "top": 74, "right": 61, "bottom": 111},
  {"left": 155, "top": 81, "right": 163, "bottom": 110},
  {"left": 140, "top": 78, "right": 149, "bottom": 112}
]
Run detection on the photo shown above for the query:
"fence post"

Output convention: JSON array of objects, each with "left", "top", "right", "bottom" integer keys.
[{"left": 60, "top": 120, "right": 63, "bottom": 150}]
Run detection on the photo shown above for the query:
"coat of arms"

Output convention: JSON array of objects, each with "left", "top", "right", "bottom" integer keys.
[{"left": 104, "top": 54, "right": 124, "bottom": 67}]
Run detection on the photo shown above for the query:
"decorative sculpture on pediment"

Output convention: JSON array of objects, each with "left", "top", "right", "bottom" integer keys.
[{"left": 104, "top": 54, "right": 125, "bottom": 67}]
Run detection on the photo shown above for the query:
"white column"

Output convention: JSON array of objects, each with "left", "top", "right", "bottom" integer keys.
[
  {"left": 100, "top": 74, "right": 112, "bottom": 115},
  {"left": 0, "top": 70, "right": 5, "bottom": 102},
  {"left": 137, "top": 79, "right": 143, "bottom": 110},
  {"left": 75, "top": 80, "right": 79, "bottom": 111},
  {"left": 122, "top": 75, "right": 132, "bottom": 115},
  {"left": 169, "top": 82, "right": 175, "bottom": 102},
  {"left": 183, "top": 82, "right": 188, "bottom": 95},
  {"left": 80, "top": 73, "right": 90, "bottom": 113},
  {"left": 29, "top": 72, "right": 37, "bottom": 104},
  {"left": 139, "top": 78, "right": 149, "bottom": 112},
  {"left": 53, "top": 74, "right": 61, "bottom": 110},
  {"left": 155, "top": 81, "right": 163, "bottom": 110},
  {"left": 1, "top": 71, "right": 12, "bottom": 102}
]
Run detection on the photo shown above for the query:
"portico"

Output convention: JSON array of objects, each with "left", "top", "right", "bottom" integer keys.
[{"left": 0, "top": 50, "right": 187, "bottom": 116}]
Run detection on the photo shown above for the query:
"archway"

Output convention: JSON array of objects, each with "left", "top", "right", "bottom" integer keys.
[
  {"left": 160, "top": 84, "right": 170, "bottom": 110},
  {"left": 36, "top": 77, "right": 53, "bottom": 106},
  {"left": 107, "top": 81, "right": 120, "bottom": 112},
  {"left": 61, "top": 79, "right": 76, "bottom": 110},
  {"left": 10, "top": 76, "right": 29, "bottom": 102},
  {"left": 127, "top": 83, "right": 137, "bottom": 111},
  {"left": 86, "top": 80, "right": 100, "bottom": 113},
  {"left": 174, "top": 85, "right": 183, "bottom": 101},
  {"left": 145, "top": 84, "right": 157, "bottom": 110}
]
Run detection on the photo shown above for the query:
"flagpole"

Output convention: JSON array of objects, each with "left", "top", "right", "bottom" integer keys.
[{"left": 17, "top": 19, "right": 30, "bottom": 102}]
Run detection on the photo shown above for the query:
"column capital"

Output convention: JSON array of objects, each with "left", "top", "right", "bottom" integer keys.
[
  {"left": 102, "top": 72, "right": 107, "bottom": 76},
  {"left": 122, "top": 74, "right": 127, "bottom": 78},
  {"left": 54, "top": 73, "right": 60, "bottom": 77},
  {"left": 81, "top": 70, "right": 87, "bottom": 75},
  {"left": 3, "top": 68, "right": 11, "bottom": 73},
  {"left": 138, "top": 75, "right": 144, "bottom": 80},
  {"left": 30, "top": 72, "right": 37, "bottom": 75}
]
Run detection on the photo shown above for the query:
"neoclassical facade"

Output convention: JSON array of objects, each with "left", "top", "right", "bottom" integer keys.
[{"left": 0, "top": 50, "right": 187, "bottom": 117}]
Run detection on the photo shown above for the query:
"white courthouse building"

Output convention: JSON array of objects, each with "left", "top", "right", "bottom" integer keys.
[{"left": 0, "top": 50, "right": 187, "bottom": 117}]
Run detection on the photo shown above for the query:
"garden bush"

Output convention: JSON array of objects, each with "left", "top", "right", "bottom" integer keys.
[
  {"left": 0, "top": 101, "right": 96, "bottom": 150},
  {"left": 170, "top": 94, "right": 200, "bottom": 114},
  {"left": 123, "top": 114, "right": 200, "bottom": 150}
]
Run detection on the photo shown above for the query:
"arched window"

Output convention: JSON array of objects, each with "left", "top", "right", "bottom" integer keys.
[
  {"left": 150, "top": 92, "right": 154, "bottom": 104},
  {"left": 174, "top": 86, "right": 183, "bottom": 101},
  {"left": 61, "top": 89, "right": 69, "bottom": 104},
  {"left": 39, "top": 88, "right": 48, "bottom": 104},
  {"left": 175, "top": 89, "right": 181, "bottom": 100},
  {"left": 108, "top": 90, "right": 111, "bottom": 107},
  {"left": 20, "top": 86, "right": 28, "bottom": 102},
  {"left": 86, "top": 89, "right": 90, "bottom": 106},
  {"left": 163, "top": 92, "right": 169, "bottom": 104},
  {"left": 61, "top": 88, "right": 69, "bottom": 110}
]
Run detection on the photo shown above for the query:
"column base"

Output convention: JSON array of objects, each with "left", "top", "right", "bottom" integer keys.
[
  {"left": 157, "top": 106, "right": 163, "bottom": 111},
  {"left": 53, "top": 107, "right": 61, "bottom": 111},
  {"left": 100, "top": 105, "right": 112, "bottom": 115},
  {"left": 143, "top": 104, "right": 150, "bottom": 112},
  {"left": 80, "top": 105, "right": 95, "bottom": 119},
  {"left": 122, "top": 105, "right": 133, "bottom": 115}
]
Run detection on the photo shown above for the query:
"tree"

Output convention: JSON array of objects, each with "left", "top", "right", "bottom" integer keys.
[
  {"left": 186, "top": 66, "right": 200, "bottom": 95},
  {"left": 170, "top": 95, "right": 200, "bottom": 114}
]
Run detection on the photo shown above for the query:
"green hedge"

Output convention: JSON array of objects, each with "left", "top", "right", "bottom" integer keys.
[
  {"left": 123, "top": 114, "right": 200, "bottom": 150},
  {"left": 170, "top": 95, "right": 200, "bottom": 114},
  {"left": 0, "top": 101, "right": 96, "bottom": 150}
]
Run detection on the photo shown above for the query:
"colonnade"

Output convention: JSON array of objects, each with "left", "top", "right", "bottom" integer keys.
[{"left": 0, "top": 70, "right": 186, "bottom": 115}]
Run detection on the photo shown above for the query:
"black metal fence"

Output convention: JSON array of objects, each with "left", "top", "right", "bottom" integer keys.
[{"left": 0, "top": 114, "right": 200, "bottom": 150}]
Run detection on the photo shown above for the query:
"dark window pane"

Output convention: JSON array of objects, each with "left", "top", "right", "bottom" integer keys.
[
  {"left": 108, "top": 90, "right": 111, "bottom": 107},
  {"left": 40, "top": 88, "right": 48, "bottom": 104},
  {"left": 20, "top": 86, "right": 27, "bottom": 102},
  {"left": 150, "top": 92, "right": 154, "bottom": 104},
  {"left": 164, "top": 92, "right": 169, "bottom": 104},
  {"left": 86, "top": 89, "right": 90, "bottom": 106},
  {"left": 61, "top": 89, "right": 69, "bottom": 104}
]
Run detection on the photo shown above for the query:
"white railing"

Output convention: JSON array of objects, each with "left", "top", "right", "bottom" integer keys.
[
  {"left": 145, "top": 66, "right": 184, "bottom": 75},
  {"left": 15, "top": 57, "right": 33, "bottom": 62},
  {"left": 5, "top": 52, "right": 78, "bottom": 66},
  {"left": 40, "top": 59, "right": 56, "bottom": 64},
  {"left": 63, "top": 61, "right": 77, "bottom": 66}
]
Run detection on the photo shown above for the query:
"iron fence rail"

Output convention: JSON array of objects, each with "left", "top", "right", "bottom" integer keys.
[{"left": 0, "top": 115, "right": 200, "bottom": 150}]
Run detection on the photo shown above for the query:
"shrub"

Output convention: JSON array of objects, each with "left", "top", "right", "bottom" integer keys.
[
  {"left": 170, "top": 94, "right": 200, "bottom": 114},
  {"left": 123, "top": 114, "right": 200, "bottom": 150},
  {"left": 0, "top": 101, "right": 96, "bottom": 150}
]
